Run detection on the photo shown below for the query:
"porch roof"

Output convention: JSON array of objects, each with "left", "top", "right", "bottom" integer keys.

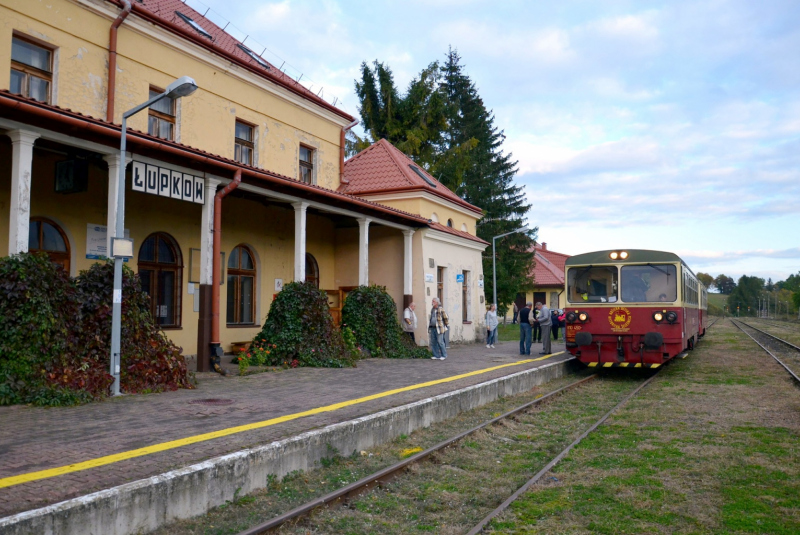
[{"left": 0, "top": 91, "right": 428, "bottom": 229}]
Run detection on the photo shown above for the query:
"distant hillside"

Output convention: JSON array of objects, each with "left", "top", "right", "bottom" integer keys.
[{"left": 708, "top": 293, "right": 727, "bottom": 309}]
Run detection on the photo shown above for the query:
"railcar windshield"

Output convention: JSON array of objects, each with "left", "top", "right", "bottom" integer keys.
[
  {"left": 567, "top": 266, "right": 618, "bottom": 303},
  {"left": 620, "top": 264, "right": 677, "bottom": 302}
]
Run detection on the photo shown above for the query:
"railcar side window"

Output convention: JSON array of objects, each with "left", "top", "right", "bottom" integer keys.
[
  {"left": 567, "top": 266, "right": 618, "bottom": 303},
  {"left": 620, "top": 264, "right": 677, "bottom": 302}
]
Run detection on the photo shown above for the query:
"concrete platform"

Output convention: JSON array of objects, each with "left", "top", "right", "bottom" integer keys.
[{"left": 0, "top": 339, "right": 569, "bottom": 534}]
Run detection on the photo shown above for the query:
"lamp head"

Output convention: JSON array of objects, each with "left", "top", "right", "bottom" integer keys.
[{"left": 165, "top": 76, "right": 198, "bottom": 99}]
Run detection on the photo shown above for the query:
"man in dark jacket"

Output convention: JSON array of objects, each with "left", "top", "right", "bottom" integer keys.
[
  {"left": 518, "top": 302, "right": 533, "bottom": 355},
  {"left": 551, "top": 309, "right": 561, "bottom": 341}
]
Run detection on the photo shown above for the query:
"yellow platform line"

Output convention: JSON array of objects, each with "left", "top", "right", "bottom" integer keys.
[{"left": 0, "top": 352, "right": 563, "bottom": 490}]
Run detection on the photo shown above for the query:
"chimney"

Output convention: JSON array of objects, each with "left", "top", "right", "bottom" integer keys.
[{"left": 542, "top": 242, "right": 547, "bottom": 250}]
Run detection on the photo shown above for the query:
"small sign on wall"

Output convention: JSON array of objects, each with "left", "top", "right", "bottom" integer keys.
[
  {"left": 478, "top": 280, "right": 484, "bottom": 288},
  {"left": 86, "top": 224, "right": 129, "bottom": 259},
  {"left": 456, "top": 273, "right": 465, "bottom": 283},
  {"left": 425, "top": 273, "right": 435, "bottom": 283},
  {"left": 275, "top": 278, "right": 283, "bottom": 291}
]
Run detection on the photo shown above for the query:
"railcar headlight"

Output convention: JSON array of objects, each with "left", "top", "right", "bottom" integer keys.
[
  {"left": 653, "top": 312, "right": 663, "bottom": 323},
  {"left": 578, "top": 312, "right": 589, "bottom": 323},
  {"left": 620, "top": 251, "right": 628, "bottom": 259},
  {"left": 566, "top": 312, "right": 578, "bottom": 323},
  {"left": 609, "top": 252, "right": 619, "bottom": 260},
  {"left": 665, "top": 311, "right": 678, "bottom": 324}
]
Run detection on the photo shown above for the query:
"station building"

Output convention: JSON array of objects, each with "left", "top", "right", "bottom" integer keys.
[
  {"left": 511, "top": 242, "right": 570, "bottom": 317},
  {"left": 0, "top": 0, "right": 488, "bottom": 369}
]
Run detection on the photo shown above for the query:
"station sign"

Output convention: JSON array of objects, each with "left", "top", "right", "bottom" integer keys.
[
  {"left": 456, "top": 273, "right": 465, "bottom": 283},
  {"left": 131, "top": 161, "right": 205, "bottom": 204}
]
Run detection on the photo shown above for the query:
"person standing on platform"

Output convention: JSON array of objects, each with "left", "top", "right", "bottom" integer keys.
[
  {"left": 428, "top": 297, "right": 449, "bottom": 360},
  {"left": 485, "top": 304, "right": 499, "bottom": 348},
  {"left": 551, "top": 308, "right": 560, "bottom": 341},
  {"left": 535, "top": 302, "right": 552, "bottom": 355},
  {"left": 402, "top": 302, "right": 417, "bottom": 343},
  {"left": 532, "top": 305, "right": 542, "bottom": 343},
  {"left": 518, "top": 302, "right": 533, "bottom": 355},
  {"left": 512, "top": 302, "right": 519, "bottom": 324}
]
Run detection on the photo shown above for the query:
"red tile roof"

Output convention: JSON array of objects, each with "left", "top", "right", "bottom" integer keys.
[
  {"left": 531, "top": 243, "right": 570, "bottom": 287},
  {"left": 341, "top": 139, "right": 483, "bottom": 215},
  {"left": 113, "top": 0, "right": 353, "bottom": 121},
  {"left": 429, "top": 222, "right": 489, "bottom": 245}
]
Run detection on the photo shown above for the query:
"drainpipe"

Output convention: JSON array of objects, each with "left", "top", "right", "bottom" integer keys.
[
  {"left": 107, "top": 0, "right": 132, "bottom": 123},
  {"left": 339, "top": 119, "right": 359, "bottom": 184},
  {"left": 210, "top": 169, "right": 242, "bottom": 362}
]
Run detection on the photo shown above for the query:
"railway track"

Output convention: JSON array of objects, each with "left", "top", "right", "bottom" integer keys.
[
  {"left": 235, "top": 370, "right": 663, "bottom": 535},
  {"left": 732, "top": 319, "right": 800, "bottom": 385}
]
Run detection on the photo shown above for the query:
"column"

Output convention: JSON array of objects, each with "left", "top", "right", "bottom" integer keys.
[
  {"left": 402, "top": 229, "right": 415, "bottom": 308},
  {"left": 292, "top": 202, "right": 308, "bottom": 282},
  {"left": 8, "top": 130, "right": 40, "bottom": 255},
  {"left": 358, "top": 217, "right": 371, "bottom": 286},
  {"left": 103, "top": 153, "right": 131, "bottom": 256},
  {"left": 196, "top": 177, "right": 220, "bottom": 372},
  {"left": 200, "top": 178, "right": 222, "bottom": 285}
]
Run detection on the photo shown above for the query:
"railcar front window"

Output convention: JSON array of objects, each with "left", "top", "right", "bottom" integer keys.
[
  {"left": 621, "top": 264, "right": 677, "bottom": 302},
  {"left": 567, "top": 266, "right": 618, "bottom": 303}
]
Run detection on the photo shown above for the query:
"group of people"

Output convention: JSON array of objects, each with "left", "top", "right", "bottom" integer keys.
[
  {"left": 402, "top": 299, "right": 450, "bottom": 360},
  {"left": 401, "top": 299, "right": 565, "bottom": 360},
  {"left": 513, "top": 302, "right": 566, "bottom": 340}
]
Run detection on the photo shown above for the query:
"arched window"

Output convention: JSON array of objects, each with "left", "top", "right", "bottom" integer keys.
[
  {"left": 138, "top": 232, "right": 182, "bottom": 327},
  {"left": 305, "top": 253, "right": 319, "bottom": 288},
  {"left": 227, "top": 244, "right": 256, "bottom": 325},
  {"left": 447, "top": 219, "right": 454, "bottom": 227},
  {"left": 29, "top": 217, "right": 70, "bottom": 272},
  {"left": 430, "top": 212, "right": 439, "bottom": 223}
]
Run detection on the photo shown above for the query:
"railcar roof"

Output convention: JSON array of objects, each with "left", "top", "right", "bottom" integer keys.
[{"left": 565, "top": 249, "right": 683, "bottom": 266}]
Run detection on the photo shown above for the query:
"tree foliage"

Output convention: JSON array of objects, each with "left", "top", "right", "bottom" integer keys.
[
  {"left": 727, "top": 275, "right": 765, "bottom": 315},
  {"left": 696, "top": 272, "right": 714, "bottom": 289},
  {"left": 713, "top": 274, "right": 736, "bottom": 294},
  {"left": 354, "top": 48, "right": 535, "bottom": 314},
  {"left": 340, "top": 285, "right": 429, "bottom": 359},
  {"left": 252, "top": 282, "right": 356, "bottom": 368}
]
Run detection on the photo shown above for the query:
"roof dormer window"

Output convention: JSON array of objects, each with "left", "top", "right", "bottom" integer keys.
[
  {"left": 175, "top": 12, "right": 213, "bottom": 39},
  {"left": 237, "top": 44, "right": 270, "bottom": 70},
  {"left": 409, "top": 164, "right": 437, "bottom": 188}
]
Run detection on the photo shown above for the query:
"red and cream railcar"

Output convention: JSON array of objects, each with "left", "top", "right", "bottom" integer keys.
[{"left": 564, "top": 250, "right": 707, "bottom": 368}]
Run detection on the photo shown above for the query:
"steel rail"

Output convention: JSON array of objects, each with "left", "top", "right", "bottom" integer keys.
[
  {"left": 466, "top": 369, "right": 661, "bottom": 534},
  {"left": 235, "top": 373, "right": 598, "bottom": 535},
  {"left": 731, "top": 319, "right": 800, "bottom": 385}
]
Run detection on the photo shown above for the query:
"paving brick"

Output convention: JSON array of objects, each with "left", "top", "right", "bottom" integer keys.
[{"left": 0, "top": 340, "right": 567, "bottom": 517}]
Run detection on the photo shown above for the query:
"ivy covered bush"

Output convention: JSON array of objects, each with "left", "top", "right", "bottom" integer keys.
[
  {"left": 251, "top": 281, "right": 356, "bottom": 368},
  {"left": 0, "top": 253, "right": 88, "bottom": 405},
  {"left": 0, "top": 254, "right": 192, "bottom": 406},
  {"left": 75, "top": 262, "right": 193, "bottom": 394},
  {"left": 341, "top": 285, "right": 430, "bottom": 359}
]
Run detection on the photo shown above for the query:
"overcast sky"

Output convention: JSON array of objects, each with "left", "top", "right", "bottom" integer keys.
[{"left": 188, "top": 0, "right": 800, "bottom": 283}]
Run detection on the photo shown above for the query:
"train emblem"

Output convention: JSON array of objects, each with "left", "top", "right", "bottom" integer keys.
[{"left": 608, "top": 307, "right": 632, "bottom": 332}]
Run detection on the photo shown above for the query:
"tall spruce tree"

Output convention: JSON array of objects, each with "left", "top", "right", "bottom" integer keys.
[{"left": 354, "top": 50, "right": 535, "bottom": 314}]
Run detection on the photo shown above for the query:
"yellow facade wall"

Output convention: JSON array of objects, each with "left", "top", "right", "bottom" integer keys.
[
  {"left": 362, "top": 195, "right": 480, "bottom": 237},
  {"left": 0, "top": 0, "right": 346, "bottom": 191}
]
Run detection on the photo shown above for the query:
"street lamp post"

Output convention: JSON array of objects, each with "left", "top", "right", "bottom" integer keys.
[
  {"left": 491, "top": 229, "right": 528, "bottom": 308},
  {"left": 108, "top": 76, "right": 198, "bottom": 396}
]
